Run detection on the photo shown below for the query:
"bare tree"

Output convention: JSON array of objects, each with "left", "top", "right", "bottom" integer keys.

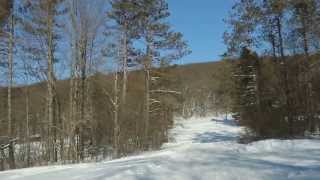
[{"left": 66, "top": 0, "right": 106, "bottom": 161}]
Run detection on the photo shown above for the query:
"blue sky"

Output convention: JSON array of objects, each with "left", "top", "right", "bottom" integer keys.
[{"left": 168, "top": 0, "right": 235, "bottom": 64}]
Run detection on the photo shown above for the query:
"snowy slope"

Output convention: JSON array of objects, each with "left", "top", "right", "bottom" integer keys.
[{"left": 1, "top": 116, "right": 320, "bottom": 180}]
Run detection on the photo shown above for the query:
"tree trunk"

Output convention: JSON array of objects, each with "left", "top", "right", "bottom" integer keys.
[
  {"left": 276, "top": 15, "right": 293, "bottom": 135},
  {"left": 7, "top": 4, "right": 15, "bottom": 170},
  {"left": 68, "top": 61, "right": 77, "bottom": 162},
  {"left": 144, "top": 53, "right": 151, "bottom": 145},
  {"left": 46, "top": 1, "right": 56, "bottom": 162},
  {"left": 121, "top": 31, "right": 128, "bottom": 104},
  {"left": 25, "top": 87, "right": 31, "bottom": 167},
  {"left": 78, "top": 34, "right": 87, "bottom": 161},
  {"left": 113, "top": 71, "right": 120, "bottom": 158},
  {"left": 7, "top": 2, "right": 14, "bottom": 138},
  {"left": 300, "top": 10, "right": 309, "bottom": 57},
  {"left": 276, "top": 16, "right": 285, "bottom": 60},
  {"left": 69, "top": 0, "right": 79, "bottom": 161},
  {"left": 0, "top": 149, "right": 5, "bottom": 171},
  {"left": 8, "top": 141, "right": 15, "bottom": 169}
]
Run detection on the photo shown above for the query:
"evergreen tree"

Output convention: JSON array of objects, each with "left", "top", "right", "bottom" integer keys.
[
  {"left": 133, "top": 0, "right": 190, "bottom": 145},
  {"left": 109, "top": 0, "right": 141, "bottom": 104},
  {"left": 232, "top": 48, "right": 260, "bottom": 126}
]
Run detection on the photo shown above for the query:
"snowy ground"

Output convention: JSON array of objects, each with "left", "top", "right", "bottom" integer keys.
[{"left": 1, "top": 116, "right": 320, "bottom": 180}]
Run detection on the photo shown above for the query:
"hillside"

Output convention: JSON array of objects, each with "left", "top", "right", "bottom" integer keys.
[
  {"left": 0, "top": 61, "right": 233, "bottom": 170},
  {"left": 0, "top": 61, "right": 230, "bottom": 134}
]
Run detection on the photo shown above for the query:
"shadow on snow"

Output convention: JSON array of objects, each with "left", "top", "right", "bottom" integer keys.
[
  {"left": 211, "top": 118, "right": 237, "bottom": 127},
  {"left": 192, "top": 118, "right": 239, "bottom": 143}
]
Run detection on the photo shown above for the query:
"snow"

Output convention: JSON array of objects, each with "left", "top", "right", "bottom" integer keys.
[{"left": 1, "top": 116, "right": 320, "bottom": 180}]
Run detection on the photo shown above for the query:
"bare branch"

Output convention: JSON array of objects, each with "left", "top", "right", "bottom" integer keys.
[{"left": 150, "top": 89, "right": 182, "bottom": 95}]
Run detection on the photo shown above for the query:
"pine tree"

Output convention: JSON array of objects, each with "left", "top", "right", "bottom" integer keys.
[
  {"left": 232, "top": 47, "right": 260, "bottom": 126},
  {"left": 109, "top": 0, "right": 141, "bottom": 104},
  {"left": 133, "top": 0, "right": 190, "bottom": 146}
]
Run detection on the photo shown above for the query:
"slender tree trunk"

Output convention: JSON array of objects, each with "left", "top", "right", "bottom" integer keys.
[
  {"left": 25, "top": 86, "right": 31, "bottom": 167},
  {"left": 113, "top": 71, "right": 120, "bottom": 158},
  {"left": 144, "top": 73, "right": 150, "bottom": 146},
  {"left": 7, "top": 3, "right": 14, "bottom": 138},
  {"left": 8, "top": 141, "right": 15, "bottom": 169},
  {"left": 300, "top": 11, "right": 309, "bottom": 57},
  {"left": 144, "top": 44, "right": 152, "bottom": 145},
  {"left": 80, "top": 36, "right": 87, "bottom": 122},
  {"left": 269, "top": 31, "right": 277, "bottom": 59},
  {"left": 46, "top": 1, "right": 56, "bottom": 162},
  {"left": 276, "top": 16, "right": 285, "bottom": 60},
  {"left": 68, "top": 59, "right": 77, "bottom": 162},
  {"left": 0, "top": 148, "right": 4, "bottom": 171},
  {"left": 121, "top": 31, "right": 128, "bottom": 104},
  {"left": 69, "top": 0, "right": 79, "bottom": 161},
  {"left": 86, "top": 39, "right": 94, "bottom": 157},
  {"left": 7, "top": 5, "right": 15, "bottom": 170},
  {"left": 53, "top": 95, "right": 62, "bottom": 162},
  {"left": 276, "top": 15, "right": 293, "bottom": 135},
  {"left": 78, "top": 35, "right": 87, "bottom": 161}
]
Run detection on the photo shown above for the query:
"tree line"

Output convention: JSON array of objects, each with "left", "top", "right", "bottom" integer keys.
[
  {"left": 224, "top": 0, "right": 320, "bottom": 140},
  {"left": 0, "top": 0, "right": 190, "bottom": 170}
]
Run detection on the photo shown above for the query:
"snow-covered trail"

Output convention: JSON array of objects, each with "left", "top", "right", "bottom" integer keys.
[{"left": 1, "top": 116, "right": 320, "bottom": 180}]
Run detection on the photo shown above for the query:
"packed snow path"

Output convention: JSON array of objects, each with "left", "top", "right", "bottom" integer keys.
[{"left": 1, "top": 116, "right": 320, "bottom": 180}]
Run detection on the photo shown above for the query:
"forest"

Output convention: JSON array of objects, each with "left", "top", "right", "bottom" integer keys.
[
  {"left": 224, "top": 0, "right": 320, "bottom": 140},
  {"left": 0, "top": 0, "right": 320, "bottom": 177},
  {"left": 0, "top": 0, "right": 193, "bottom": 170},
  {"left": 0, "top": 0, "right": 231, "bottom": 171}
]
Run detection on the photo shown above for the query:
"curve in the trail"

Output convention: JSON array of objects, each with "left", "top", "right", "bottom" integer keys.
[{"left": 1, "top": 116, "right": 320, "bottom": 180}]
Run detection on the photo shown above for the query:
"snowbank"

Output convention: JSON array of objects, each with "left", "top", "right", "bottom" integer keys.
[{"left": 243, "top": 139, "right": 320, "bottom": 153}]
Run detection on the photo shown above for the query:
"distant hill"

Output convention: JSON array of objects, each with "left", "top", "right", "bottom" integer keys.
[{"left": 0, "top": 60, "right": 231, "bottom": 129}]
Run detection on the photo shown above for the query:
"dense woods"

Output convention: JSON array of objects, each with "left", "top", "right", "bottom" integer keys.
[
  {"left": 0, "top": 0, "right": 196, "bottom": 170},
  {"left": 224, "top": 0, "right": 320, "bottom": 139}
]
